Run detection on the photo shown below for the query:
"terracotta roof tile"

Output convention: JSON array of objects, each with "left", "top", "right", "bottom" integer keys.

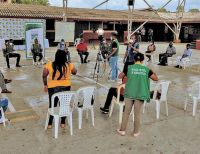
[{"left": 0, "top": 3, "right": 199, "bottom": 23}]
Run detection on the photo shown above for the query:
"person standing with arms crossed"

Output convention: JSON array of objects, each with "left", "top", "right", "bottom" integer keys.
[{"left": 107, "top": 32, "right": 119, "bottom": 82}]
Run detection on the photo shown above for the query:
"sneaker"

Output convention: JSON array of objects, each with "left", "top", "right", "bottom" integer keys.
[
  {"left": 100, "top": 107, "right": 109, "bottom": 114},
  {"left": 16, "top": 65, "right": 22, "bottom": 67},
  {"left": 117, "top": 129, "right": 126, "bottom": 136},
  {"left": 1, "top": 89, "right": 12, "bottom": 93},
  {"left": 4, "top": 79, "right": 12, "bottom": 84},
  {"left": 174, "top": 65, "right": 179, "bottom": 68}
]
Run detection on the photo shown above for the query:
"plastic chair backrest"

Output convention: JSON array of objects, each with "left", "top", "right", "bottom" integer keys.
[
  {"left": 117, "top": 84, "right": 125, "bottom": 103},
  {"left": 51, "top": 91, "right": 76, "bottom": 116},
  {"left": 159, "top": 81, "right": 170, "bottom": 101},
  {"left": 77, "top": 86, "right": 96, "bottom": 109},
  {"left": 191, "top": 81, "right": 200, "bottom": 98}
]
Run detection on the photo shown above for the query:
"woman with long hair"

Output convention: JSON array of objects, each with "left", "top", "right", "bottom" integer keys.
[{"left": 43, "top": 50, "right": 77, "bottom": 129}]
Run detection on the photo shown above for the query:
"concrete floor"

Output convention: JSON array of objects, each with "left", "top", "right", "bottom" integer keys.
[{"left": 0, "top": 42, "right": 200, "bottom": 154}]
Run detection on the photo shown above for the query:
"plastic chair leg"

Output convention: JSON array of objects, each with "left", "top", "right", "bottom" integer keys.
[
  {"left": 165, "top": 100, "right": 169, "bottom": 116},
  {"left": 119, "top": 104, "right": 123, "bottom": 125},
  {"left": 109, "top": 102, "right": 115, "bottom": 117},
  {"left": 69, "top": 114, "right": 73, "bottom": 135},
  {"left": 44, "top": 112, "right": 49, "bottom": 130},
  {"left": 90, "top": 107, "right": 95, "bottom": 127},
  {"left": 86, "top": 110, "right": 89, "bottom": 120},
  {"left": 184, "top": 98, "right": 188, "bottom": 111},
  {"left": 143, "top": 101, "right": 146, "bottom": 114},
  {"left": 192, "top": 97, "right": 198, "bottom": 116},
  {"left": 78, "top": 109, "right": 82, "bottom": 129},
  {"left": 156, "top": 100, "right": 160, "bottom": 119},
  {"left": 54, "top": 116, "right": 59, "bottom": 138}
]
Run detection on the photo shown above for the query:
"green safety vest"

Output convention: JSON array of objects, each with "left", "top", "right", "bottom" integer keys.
[
  {"left": 124, "top": 64, "right": 150, "bottom": 102},
  {"left": 32, "top": 44, "right": 42, "bottom": 53}
]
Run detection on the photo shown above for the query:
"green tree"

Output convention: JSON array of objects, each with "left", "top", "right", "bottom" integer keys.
[
  {"left": 12, "top": 0, "right": 49, "bottom": 5},
  {"left": 188, "top": 9, "right": 199, "bottom": 13},
  {"left": 157, "top": 8, "right": 168, "bottom": 12},
  {"left": 176, "top": 5, "right": 184, "bottom": 12}
]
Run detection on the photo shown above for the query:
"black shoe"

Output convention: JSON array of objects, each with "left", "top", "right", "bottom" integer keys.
[
  {"left": 158, "top": 63, "right": 166, "bottom": 66},
  {"left": 16, "top": 65, "right": 22, "bottom": 67},
  {"left": 100, "top": 107, "right": 109, "bottom": 114},
  {"left": 174, "top": 65, "right": 179, "bottom": 68},
  {"left": 84, "top": 60, "right": 90, "bottom": 63}
]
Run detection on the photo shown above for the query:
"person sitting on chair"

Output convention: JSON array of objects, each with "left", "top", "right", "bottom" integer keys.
[
  {"left": 4, "top": 39, "right": 21, "bottom": 68},
  {"left": 76, "top": 38, "right": 89, "bottom": 63},
  {"left": 145, "top": 41, "right": 156, "bottom": 62},
  {"left": 0, "top": 70, "right": 12, "bottom": 93},
  {"left": 174, "top": 44, "right": 192, "bottom": 69},
  {"left": 57, "top": 39, "right": 71, "bottom": 63},
  {"left": 158, "top": 41, "right": 176, "bottom": 66},
  {"left": 31, "top": 38, "right": 43, "bottom": 65},
  {"left": 100, "top": 72, "right": 127, "bottom": 114}
]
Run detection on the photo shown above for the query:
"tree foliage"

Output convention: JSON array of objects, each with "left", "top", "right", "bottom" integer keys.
[
  {"left": 188, "top": 9, "right": 200, "bottom": 13},
  {"left": 12, "top": 0, "right": 49, "bottom": 6},
  {"left": 157, "top": 8, "right": 168, "bottom": 13},
  {"left": 176, "top": 5, "right": 184, "bottom": 12}
]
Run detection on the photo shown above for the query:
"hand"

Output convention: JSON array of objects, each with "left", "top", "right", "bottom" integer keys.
[
  {"left": 123, "top": 58, "right": 126, "bottom": 64},
  {"left": 44, "top": 85, "right": 48, "bottom": 92}
]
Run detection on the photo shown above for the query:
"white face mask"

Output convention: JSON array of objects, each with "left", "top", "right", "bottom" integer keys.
[
  {"left": 129, "top": 39, "right": 133, "bottom": 43},
  {"left": 110, "top": 37, "right": 113, "bottom": 40}
]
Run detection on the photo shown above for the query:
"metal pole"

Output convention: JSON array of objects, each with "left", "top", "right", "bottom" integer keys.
[
  {"left": 127, "top": 0, "right": 135, "bottom": 41},
  {"left": 130, "top": 0, "right": 173, "bottom": 36},
  {"left": 63, "top": 0, "right": 68, "bottom": 22}
]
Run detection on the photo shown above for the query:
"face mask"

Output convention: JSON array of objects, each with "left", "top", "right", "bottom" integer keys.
[
  {"left": 129, "top": 39, "right": 133, "bottom": 43},
  {"left": 110, "top": 37, "right": 113, "bottom": 40}
]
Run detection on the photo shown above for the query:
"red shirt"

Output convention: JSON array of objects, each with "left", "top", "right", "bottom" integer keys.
[
  {"left": 120, "top": 76, "right": 127, "bottom": 95},
  {"left": 76, "top": 43, "right": 88, "bottom": 52}
]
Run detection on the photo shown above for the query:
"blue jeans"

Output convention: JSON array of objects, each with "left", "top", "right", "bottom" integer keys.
[
  {"left": 109, "top": 56, "right": 118, "bottom": 80},
  {"left": 0, "top": 98, "right": 8, "bottom": 118}
]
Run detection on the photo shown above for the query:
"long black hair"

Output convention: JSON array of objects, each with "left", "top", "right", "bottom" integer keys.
[{"left": 52, "top": 50, "right": 67, "bottom": 80}]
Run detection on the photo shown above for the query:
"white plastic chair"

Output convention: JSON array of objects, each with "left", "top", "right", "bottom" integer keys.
[
  {"left": 180, "top": 57, "right": 192, "bottom": 69},
  {"left": 184, "top": 81, "right": 200, "bottom": 116},
  {"left": 109, "top": 84, "right": 134, "bottom": 124},
  {"left": 44, "top": 91, "right": 76, "bottom": 138},
  {"left": 143, "top": 81, "right": 170, "bottom": 119},
  {"left": 167, "top": 57, "right": 176, "bottom": 65},
  {"left": 145, "top": 52, "right": 156, "bottom": 63},
  {"left": 0, "top": 89, "right": 8, "bottom": 127},
  {"left": 0, "top": 107, "right": 6, "bottom": 127},
  {"left": 76, "top": 86, "right": 96, "bottom": 129}
]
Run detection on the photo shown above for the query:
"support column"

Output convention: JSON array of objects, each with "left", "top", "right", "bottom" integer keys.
[
  {"left": 113, "top": 22, "right": 116, "bottom": 31},
  {"left": 88, "top": 21, "right": 91, "bottom": 30}
]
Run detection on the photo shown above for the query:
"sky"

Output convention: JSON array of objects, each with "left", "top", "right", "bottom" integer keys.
[{"left": 49, "top": 0, "right": 200, "bottom": 11}]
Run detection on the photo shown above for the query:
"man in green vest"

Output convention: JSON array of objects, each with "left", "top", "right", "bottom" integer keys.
[
  {"left": 31, "top": 38, "right": 43, "bottom": 65},
  {"left": 117, "top": 52, "right": 158, "bottom": 137},
  {"left": 106, "top": 32, "right": 119, "bottom": 81}
]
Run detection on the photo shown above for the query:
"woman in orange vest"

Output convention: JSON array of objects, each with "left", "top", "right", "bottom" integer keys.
[{"left": 43, "top": 50, "right": 77, "bottom": 129}]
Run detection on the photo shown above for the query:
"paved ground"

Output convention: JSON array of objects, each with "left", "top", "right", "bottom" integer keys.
[{"left": 0, "top": 42, "right": 200, "bottom": 154}]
